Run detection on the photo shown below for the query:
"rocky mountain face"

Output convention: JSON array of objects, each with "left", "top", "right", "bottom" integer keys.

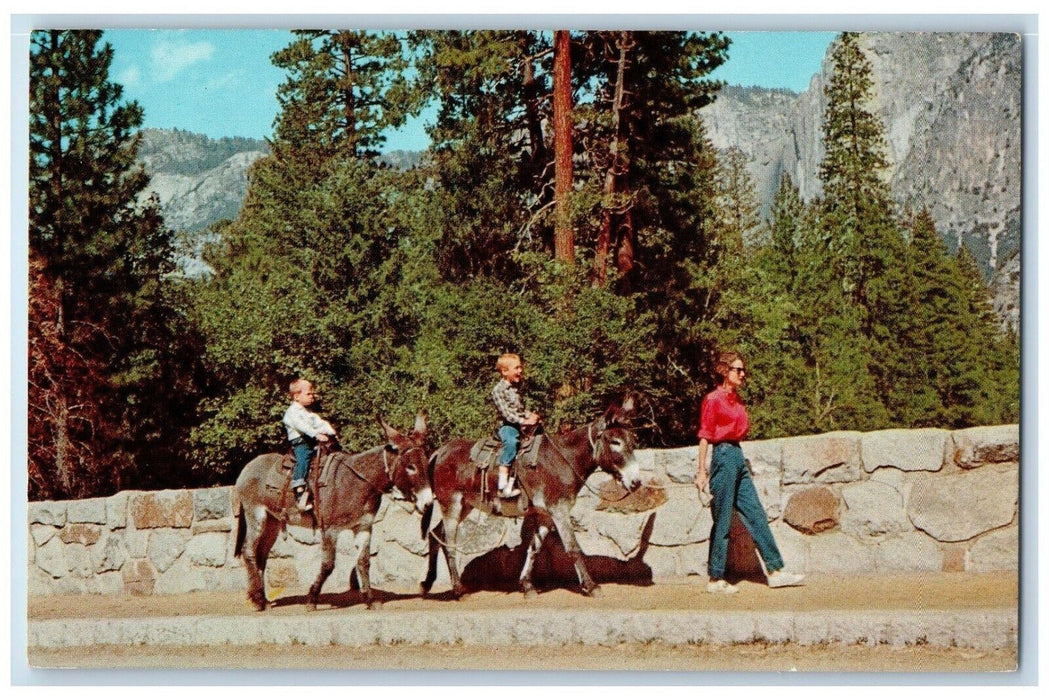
[
  {"left": 702, "top": 32, "right": 1022, "bottom": 331},
  {"left": 137, "top": 128, "right": 269, "bottom": 234}
]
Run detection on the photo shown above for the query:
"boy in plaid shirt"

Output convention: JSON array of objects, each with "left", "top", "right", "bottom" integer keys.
[{"left": 492, "top": 353, "right": 540, "bottom": 498}]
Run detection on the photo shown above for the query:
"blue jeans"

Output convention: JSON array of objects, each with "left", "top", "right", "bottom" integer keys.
[
  {"left": 497, "top": 424, "right": 521, "bottom": 467},
  {"left": 292, "top": 442, "right": 313, "bottom": 488},
  {"left": 707, "top": 442, "right": 784, "bottom": 579}
]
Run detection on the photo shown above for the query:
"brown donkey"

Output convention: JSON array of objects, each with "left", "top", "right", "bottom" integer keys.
[
  {"left": 233, "top": 413, "right": 432, "bottom": 611},
  {"left": 421, "top": 398, "right": 641, "bottom": 599}
]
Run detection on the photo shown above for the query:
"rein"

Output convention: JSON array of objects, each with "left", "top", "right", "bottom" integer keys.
[
  {"left": 343, "top": 445, "right": 420, "bottom": 507},
  {"left": 426, "top": 513, "right": 514, "bottom": 554}
]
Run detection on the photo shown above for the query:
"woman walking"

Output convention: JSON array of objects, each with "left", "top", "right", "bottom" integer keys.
[{"left": 694, "top": 351, "right": 805, "bottom": 594}]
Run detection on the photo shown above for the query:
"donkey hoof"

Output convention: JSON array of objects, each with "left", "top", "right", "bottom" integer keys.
[
  {"left": 249, "top": 598, "right": 268, "bottom": 612},
  {"left": 585, "top": 584, "right": 604, "bottom": 598},
  {"left": 306, "top": 601, "right": 317, "bottom": 612},
  {"left": 367, "top": 599, "right": 383, "bottom": 610},
  {"left": 522, "top": 586, "right": 538, "bottom": 600},
  {"left": 420, "top": 581, "right": 433, "bottom": 597},
  {"left": 452, "top": 584, "right": 468, "bottom": 600}
]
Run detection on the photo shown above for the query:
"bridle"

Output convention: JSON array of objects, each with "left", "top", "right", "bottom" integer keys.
[
  {"left": 381, "top": 443, "right": 425, "bottom": 481},
  {"left": 544, "top": 416, "right": 633, "bottom": 495},
  {"left": 341, "top": 443, "right": 425, "bottom": 498}
]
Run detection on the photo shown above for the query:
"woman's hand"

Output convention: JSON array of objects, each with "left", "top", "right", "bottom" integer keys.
[
  {"left": 695, "top": 439, "right": 712, "bottom": 506},
  {"left": 693, "top": 468, "right": 708, "bottom": 491},
  {"left": 694, "top": 470, "right": 712, "bottom": 507}
]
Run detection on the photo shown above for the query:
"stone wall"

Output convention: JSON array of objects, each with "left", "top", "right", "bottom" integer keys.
[{"left": 27, "top": 425, "right": 1019, "bottom": 598}]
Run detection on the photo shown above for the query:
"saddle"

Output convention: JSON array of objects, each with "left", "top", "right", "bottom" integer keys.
[
  {"left": 469, "top": 430, "right": 542, "bottom": 471},
  {"left": 269, "top": 444, "right": 340, "bottom": 524},
  {"left": 468, "top": 427, "right": 542, "bottom": 504}
]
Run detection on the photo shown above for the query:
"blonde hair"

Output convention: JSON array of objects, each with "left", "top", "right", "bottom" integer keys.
[
  {"left": 289, "top": 378, "right": 312, "bottom": 396},
  {"left": 496, "top": 353, "right": 521, "bottom": 373}
]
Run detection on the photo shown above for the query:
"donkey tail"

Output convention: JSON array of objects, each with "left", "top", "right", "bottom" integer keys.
[
  {"left": 420, "top": 449, "right": 443, "bottom": 539},
  {"left": 420, "top": 501, "right": 434, "bottom": 541},
  {"left": 233, "top": 503, "right": 246, "bottom": 557}
]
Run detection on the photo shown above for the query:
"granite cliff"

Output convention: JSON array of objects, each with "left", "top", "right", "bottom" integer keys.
[{"left": 702, "top": 32, "right": 1022, "bottom": 330}]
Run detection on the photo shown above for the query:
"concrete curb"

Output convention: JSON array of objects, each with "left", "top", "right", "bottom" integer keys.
[{"left": 28, "top": 608, "right": 1017, "bottom": 650}]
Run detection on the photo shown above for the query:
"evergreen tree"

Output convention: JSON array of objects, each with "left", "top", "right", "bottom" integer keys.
[
  {"left": 407, "top": 30, "right": 551, "bottom": 281},
  {"left": 29, "top": 30, "right": 187, "bottom": 498},
  {"left": 952, "top": 243, "right": 1020, "bottom": 425},
  {"left": 272, "top": 30, "right": 417, "bottom": 166},
  {"left": 815, "top": 32, "right": 915, "bottom": 425},
  {"left": 716, "top": 147, "right": 763, "bottom": 252}
]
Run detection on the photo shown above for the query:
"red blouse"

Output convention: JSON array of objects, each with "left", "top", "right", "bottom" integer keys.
[{"left": 697, "top": 386, "right": 749, "bottom": 443}]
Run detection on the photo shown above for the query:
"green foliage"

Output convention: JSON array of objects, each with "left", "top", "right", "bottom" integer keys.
[
  {"left": 28, "top": 30, "right": 198, "bottom": 498},
  {"left": 272, "top": 30, "right": 419, "bottom": 162}
]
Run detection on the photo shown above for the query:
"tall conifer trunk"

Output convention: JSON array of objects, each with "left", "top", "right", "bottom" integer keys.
[{"left": 553, "top": 30, "right": 574, "bottom": 263}]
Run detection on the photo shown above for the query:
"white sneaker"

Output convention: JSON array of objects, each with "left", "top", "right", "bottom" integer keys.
[
  {"left": 706, "top": 579, "right": 739, "bottom": 594},
  {"left": 500, "top": 476, "right": 521, "bottom": 498},
  {"left": 767, "top": 570, "right": 805, "bottom": 588},
  {"left": 296, "top": 488, "right": 312, "bottom": 512}
]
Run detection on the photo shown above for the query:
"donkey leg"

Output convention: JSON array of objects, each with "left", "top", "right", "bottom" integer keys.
[
  {"left": 241, "top": 507, "right": 271, "bottom": 611},
  {"left": 550, "top": 504, "right": 601, "bottom": 597},
  {"left": 305, "top": 529, "right": 337, "bottom": 611},
  {"left": 352, "top": 525, "right": 380, "bottom": 609},
  {"left": 420, "top": 520, "right": 445, "bottom": 595},
  {"left": 518, "top": 513, "right": 552, "bottom": 599},
  {"left": 442, "top": 496, "right": 468, "bottom": 599}
]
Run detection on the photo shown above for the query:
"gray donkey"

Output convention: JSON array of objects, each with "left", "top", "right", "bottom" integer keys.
[{"left": 233, "top": 413, "right": 432, "bottom": 611}]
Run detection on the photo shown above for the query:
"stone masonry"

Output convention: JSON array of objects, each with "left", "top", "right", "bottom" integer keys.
[{"left": 27, "top": 424, "right": 1019, "bottom": 598}]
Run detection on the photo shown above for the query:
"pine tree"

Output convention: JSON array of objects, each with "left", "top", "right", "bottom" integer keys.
[
  {"left": 716, "top": 147, "right": 763, "bottom": 252},
  {"left": 815, "top": 32, "right": 916, "bottom": 425},
  {"left": 818, "top": 33, "right": 905, "bottom": 317},
  {"left": 272, "top": 30, "right": 417, "bottom": 166},
  {"left": 952, "top": 243, "right": 1019, "bottom": 425},
  {"left": 29, "top": 30, "right": 184, "bottom": 498}
]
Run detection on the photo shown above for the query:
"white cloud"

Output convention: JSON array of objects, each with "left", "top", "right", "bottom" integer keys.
[
  {"left": 204, "top": 69, "right": 244, "bottom": 92},
  {"left": 117, "top": 65, "right": 141, "bottom": 88},
  {"left": 150, "top": 40, "right": 215, "bottom": 83}
]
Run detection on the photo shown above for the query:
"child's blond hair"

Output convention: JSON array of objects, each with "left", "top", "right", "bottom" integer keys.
[
  {"left": 289, "top": 378, "right": 312, "bottom": 396},
  {"left": 495, "top": 353, "right": 521, "bottom": 374}
]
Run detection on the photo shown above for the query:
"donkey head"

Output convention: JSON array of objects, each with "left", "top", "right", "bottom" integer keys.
[
  {"left": 591, "top": 396, "right": 642, "bottom": 491},
  {"left": 378, "top": 411, "right": 433, "bottom": 513}
]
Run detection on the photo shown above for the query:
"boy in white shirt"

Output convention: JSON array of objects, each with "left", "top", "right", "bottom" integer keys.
[{"left": 283, "top": 378, "right": 337, "bottom": 511}]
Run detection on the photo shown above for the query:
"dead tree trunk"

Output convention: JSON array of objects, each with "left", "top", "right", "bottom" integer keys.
[{"left": 593, "top": 31, "right": 634, "bottom": 286}]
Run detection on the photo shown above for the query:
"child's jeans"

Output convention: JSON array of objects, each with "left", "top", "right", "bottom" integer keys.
[
  {"left": 497, "top": 424, "right": 521, "bottom": 466},
  {"left": 291, "top": 441, "right": 313, "bottom": 488}
]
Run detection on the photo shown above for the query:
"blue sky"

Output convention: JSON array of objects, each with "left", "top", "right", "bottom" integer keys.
[{"left": 104, "top": 29, "right": 836, "bottom": 151}]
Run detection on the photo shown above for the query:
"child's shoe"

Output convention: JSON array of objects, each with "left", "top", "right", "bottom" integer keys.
[
  {"left": 294, "top": 486, "right": 312, "bottom": 512},
  {"left": 500, "top": 476, "right": 521, "bottom": 499}
]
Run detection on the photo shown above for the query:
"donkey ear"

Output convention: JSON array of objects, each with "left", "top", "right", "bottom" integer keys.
[
  {"left": 614, "top": 395, "right": 636, "bottom": 424},
  {"left": 413, "top": 409, "right": 428, "bottom": 436},
  {"left": 377, "top": 416, "right": 399, "bottom": 443}
]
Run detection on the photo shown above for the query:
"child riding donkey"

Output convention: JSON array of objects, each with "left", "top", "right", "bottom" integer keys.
[
  {"left": 283, "top": 378, "right": 338, "bottom": 512},
  {"left": 492, "top": 353, "right": 541, "bottom": 499}
]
